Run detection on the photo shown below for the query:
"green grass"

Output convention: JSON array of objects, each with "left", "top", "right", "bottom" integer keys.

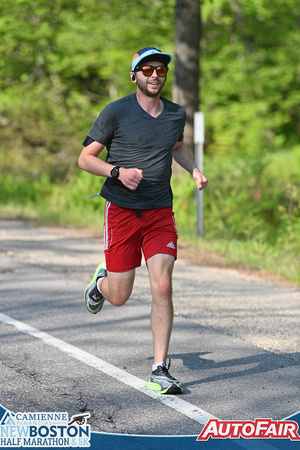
[
  {"left": 180, "top": 234, "right": 299, "bottom": 285},
  {"left": 0, "top": 164, "right": 299, "bottom": 286},
  {"left": 1, "top": 198, "right": 298, "bottom": 284}
]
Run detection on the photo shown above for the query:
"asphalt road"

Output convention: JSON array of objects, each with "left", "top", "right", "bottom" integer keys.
[{"left": 0, "top": 218, "right": 299, "bottom": 436}]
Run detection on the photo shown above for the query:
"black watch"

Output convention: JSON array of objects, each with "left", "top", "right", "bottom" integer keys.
[{"left": 110, "top": 166, "right": 120, "bottom": 180}]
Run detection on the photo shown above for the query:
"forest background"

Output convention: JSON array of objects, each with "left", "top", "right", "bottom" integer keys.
[{"left": 0, "top": 0, "right": 299, "bottom": 284}]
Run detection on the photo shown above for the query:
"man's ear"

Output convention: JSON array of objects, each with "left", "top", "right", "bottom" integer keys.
[{"left": 130, "top": 72, "right": 136, "bottom": 82}]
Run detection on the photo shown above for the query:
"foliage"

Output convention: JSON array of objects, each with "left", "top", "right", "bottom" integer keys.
[
  {"left": 172, "top": 150, "right": 300, "bottom": 284},
  {"left": 0, "top": 0, "right": 299, "bottom": 283},
  {"left": 201, "top": 0, "right": 300, "bottom": 156},
  {"left": 0, "top": 170, "right": 105, "bottom": 230},
  {"left": 1, "top": 148, "right": 299, "bottom": 283},
  {"left": 2, "top": 0, "right": 299, "bottom": 170},
  {"left": 0, "top": 0, "right": 175, "bottom": 180},
  {"left": 172, "top": 149, "right": 300, "bottom": 247}
]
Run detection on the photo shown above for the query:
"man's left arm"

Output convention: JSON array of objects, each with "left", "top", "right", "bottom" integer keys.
[{"left": 172, "top": 141, "right": 208, "bottom": 190}]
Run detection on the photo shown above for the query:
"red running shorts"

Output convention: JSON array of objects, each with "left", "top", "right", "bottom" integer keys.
[{"left": 103, "top": 202, "right": 178, "bottom": 272}]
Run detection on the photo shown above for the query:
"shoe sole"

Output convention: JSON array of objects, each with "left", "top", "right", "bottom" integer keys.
[
  {"left": 84, "top": 262, "right": 106, "bottom": 314},
  {"left": 148, "top": 381, "right": 183, "bottom": 395},
  {"left": 85, "top": 288, "right": 104, "bottom": 314}
]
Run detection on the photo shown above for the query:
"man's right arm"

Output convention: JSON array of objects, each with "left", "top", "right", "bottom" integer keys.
[
  {"left": 78, "top": 141, "right": 111, "bottom": 177},
  {"left": 78, "top": 141, "right": 143, "bottom": 190}
]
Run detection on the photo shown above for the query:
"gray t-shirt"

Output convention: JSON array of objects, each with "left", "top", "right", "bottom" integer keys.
[{"left": 85, "top": 93, "right": 186, "bottom": 209}]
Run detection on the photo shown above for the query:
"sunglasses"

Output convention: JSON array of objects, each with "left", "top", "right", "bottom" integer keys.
[{"left": 135, "top": 65, "right": 169, "bottom": 77}]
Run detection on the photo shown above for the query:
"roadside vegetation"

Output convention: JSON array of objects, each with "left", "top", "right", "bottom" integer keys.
[
  {"left": 0, "top": 0, "right": 299, "bottom": 285},
  {"left": 1, "top": 149, "right": 299, "bottom": 285}
]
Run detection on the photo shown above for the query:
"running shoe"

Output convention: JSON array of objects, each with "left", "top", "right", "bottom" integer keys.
[
  {"left": 84, "top": 262, "right": 107, "bottom": 314},
  {"left": 148, "top": 361, "right": 183, "bottom": 395}
]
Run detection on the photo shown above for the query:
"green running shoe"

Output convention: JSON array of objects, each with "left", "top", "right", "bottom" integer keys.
[
  {"left": 84, "top": 262, "right": 107, "bottom": 314},
  {"left": 148, "top": 362, "right": 183, "bottom": 395}
]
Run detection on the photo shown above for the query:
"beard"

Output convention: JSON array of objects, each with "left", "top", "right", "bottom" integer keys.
[{"left": 136, "top": 77, "right": 166, "bottom": 98}]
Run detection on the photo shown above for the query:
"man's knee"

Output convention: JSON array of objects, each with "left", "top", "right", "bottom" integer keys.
[
  {"left": 152, "top": 277, "right": 172, "bottom": 301},
  {"left": 105, "top": 270, "right": 135, "bottom": 307},
  {"left": 110, "top": 292, "right": 131, "bottom": 307}
]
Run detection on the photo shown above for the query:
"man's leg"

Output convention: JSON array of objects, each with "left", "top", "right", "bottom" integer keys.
[
  {"left": 98, "top": 269, "right": 135, "bottom": 307},
  {"left": 147, "top": 253, "right": 175, "bottom": 364},
  {"left": 84, "top": 265, "right": 135, "bottom": 314},
  {"left": 147, "top": 253, "right": 182, "bottom": 394}
]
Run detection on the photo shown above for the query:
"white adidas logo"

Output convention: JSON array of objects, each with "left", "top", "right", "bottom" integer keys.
[{"left": 166, "top": 241, "right": 175, "bottom": 249}]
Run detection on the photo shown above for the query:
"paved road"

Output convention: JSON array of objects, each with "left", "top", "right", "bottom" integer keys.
[{"left": 0, "top": 219, "right": 299, "bottom": 435}]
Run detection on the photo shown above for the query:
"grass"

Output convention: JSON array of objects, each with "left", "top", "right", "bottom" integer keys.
[
  {"left": 1, "top": 200, "right": 299, "bottom": 286},
  {"left": 0, "top": 168, "right": 299, "bottom": 286},
  {"left": 188, "top": 236, "right": 299, "bottom": 285}
]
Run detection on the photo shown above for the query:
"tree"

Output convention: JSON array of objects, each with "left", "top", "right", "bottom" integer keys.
[
  {"left": 201, "top": 0, "right": 300, "bottom": 157},
  {"left": 173, "top": 0, "right": 201, "bottom": 157},
  {"left": 0, "top": 0, "right": 175, "bottom": 179}
]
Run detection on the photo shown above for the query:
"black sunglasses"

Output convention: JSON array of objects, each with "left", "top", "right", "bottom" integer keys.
[{"left": 135, "top": 65, "right": 169, "bottom": 77}]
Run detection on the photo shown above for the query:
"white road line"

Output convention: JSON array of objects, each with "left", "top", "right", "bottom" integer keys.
[{"left": 0, "top": 313, "right": 215, "bottom": 425}]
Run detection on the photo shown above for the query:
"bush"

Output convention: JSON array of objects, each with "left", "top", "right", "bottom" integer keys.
[{"left": 0, "top": 149, "right": 299, "bottom": 283}]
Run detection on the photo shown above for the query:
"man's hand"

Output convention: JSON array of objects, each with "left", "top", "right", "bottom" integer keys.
[
  {"left": 119, "top": 168, "right": 143, "bottom": 190},
  {"left": 193, "top": 169, "right": 208, "bottom": 190},
  {"left": 172, "top": 142, "right": 209, "bottom": 190}
]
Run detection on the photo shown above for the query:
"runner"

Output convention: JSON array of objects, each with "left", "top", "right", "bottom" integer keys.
[{"left": 78, "top": 47, "right": 208, "bottom": 394}]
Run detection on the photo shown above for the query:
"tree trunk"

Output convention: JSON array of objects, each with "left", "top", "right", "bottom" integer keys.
[{"left": 173, "top": 0, "right": 201, "bottom": 159}]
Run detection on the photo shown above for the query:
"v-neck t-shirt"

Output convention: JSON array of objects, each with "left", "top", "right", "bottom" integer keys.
[{"left": 85, "top": 93, "right": 186, "bottom": 209}]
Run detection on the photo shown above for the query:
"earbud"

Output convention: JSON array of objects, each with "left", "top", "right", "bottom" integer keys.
[{"left": 132, "top": 74, "right": 136, "bottom": 82}]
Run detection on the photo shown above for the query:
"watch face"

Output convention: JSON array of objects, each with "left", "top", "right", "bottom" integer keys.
[{"left": 111, "top": 167, "right": 119, "bottom": 179}]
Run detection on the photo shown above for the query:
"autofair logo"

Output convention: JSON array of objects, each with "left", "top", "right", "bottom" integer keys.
[
  {"left": 0, "top": 411, "right": 91, "bottom": 447},
  {"left": 197, "top": 418, "right": 300, "bottom": 441}
]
